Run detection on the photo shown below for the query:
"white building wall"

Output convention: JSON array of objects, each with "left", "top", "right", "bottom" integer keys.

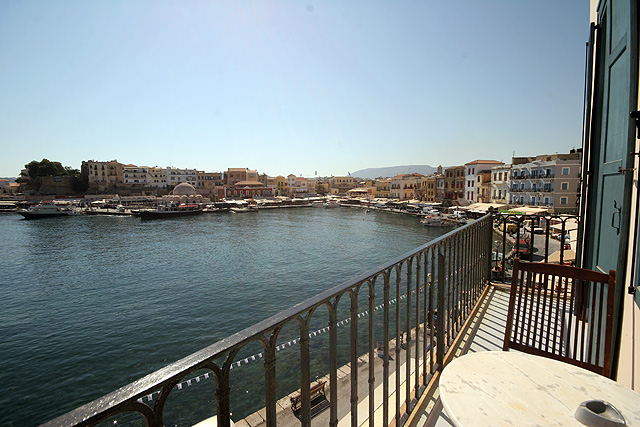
[{"left": 166, "top": 167, "right": 197, "bottom": 186}]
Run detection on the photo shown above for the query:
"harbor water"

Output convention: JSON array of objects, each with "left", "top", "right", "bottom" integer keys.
[{"left": 0, "top": 207, "right": 454, "bottom": 426}]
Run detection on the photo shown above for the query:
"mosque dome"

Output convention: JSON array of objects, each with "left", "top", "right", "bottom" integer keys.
[{"left": 171, "top": 183, "right": 198, "bottom": 196}]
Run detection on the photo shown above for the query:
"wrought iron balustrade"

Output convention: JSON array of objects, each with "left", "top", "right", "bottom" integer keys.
[
  {"left": 43, "top": 216, "right": 494, "bottom": 427},
  {"left": 492, "top": 213, "right": 580, "bottom": 283}
]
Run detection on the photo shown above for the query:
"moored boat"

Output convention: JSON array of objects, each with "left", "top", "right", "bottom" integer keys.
[
  {"left": 230, "top": 205, "right": 258, "bottom": 213},
  {"left": 19, "top": 202, "right": 72, "bottom": 219},
  {"left": 420, "top": 215, "right": 457, "bottom": 227},
  {"left": 132, "top": 203, "right": 204, "bottom": 219}
]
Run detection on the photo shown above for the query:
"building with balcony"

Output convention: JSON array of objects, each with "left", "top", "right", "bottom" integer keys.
[
  {"left": 148, "top": 166, "right": 167, "bottom": 188},
  {"left": 329, "top": 176, "right": 355, "bottom": 195},
  {"left": 421, "top": 175, "right": 437, "bottom": 202},
  {"left": 292, "top": 176, "right": 310, "bottom": 195},
  {"left": 196, "top": 171, "right": 224, "bottom": 199},
  {"left": 490, "top": 164, "right": 511, "bottom": 204},
  {"left": 510, "top": 152, "right": 581, "bottom": 213},
  {"left": 82, "top": 159, "right": 124, "bottom": 191},
  {"left": 375, "top": 179, "right": 391, "bottom": 198},
  {"left": 389, "top": 173, "right": 424, "bottom": 200},
  {"left": 166, "top": 166, "right": 197, "bottom": 187},
  {"left": 123, "top": 165, "right": 151, "bottom": 186},
  {"left": 476, "top": 170, "right": 492, "bottom": 203}
]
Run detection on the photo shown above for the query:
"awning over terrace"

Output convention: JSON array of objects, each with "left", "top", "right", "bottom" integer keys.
[
  {"left": 462, "top": 202, "right": 509, "bottom": 213},
  {"left": 507, "top": 206, "right": 551, "bottom": 214}
]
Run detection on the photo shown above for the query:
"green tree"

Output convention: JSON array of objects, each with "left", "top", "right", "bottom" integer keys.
[{"left": 25, "top": 159, "right": 78, "bottom": 178}]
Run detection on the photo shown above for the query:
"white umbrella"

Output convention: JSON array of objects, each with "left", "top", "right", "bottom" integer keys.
[{"left": 548, "top": 249, "right": 576, "bottom": 264}]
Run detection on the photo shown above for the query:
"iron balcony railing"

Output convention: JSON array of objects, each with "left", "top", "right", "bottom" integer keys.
[
  {"left": 43, "top": 215, "right": 494, "bottom": 427},
  {"left": 491, "top": 213, "right": 580, "bottom": 283}
]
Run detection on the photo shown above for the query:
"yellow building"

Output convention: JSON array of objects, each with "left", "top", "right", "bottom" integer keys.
[
  {"left": 375, "top": 179, "right": 391, "bottom": 198},
  {"left": 276, "top": 175, "right": 286, "bottom": 196},
  {"left": 329, "top": 176, "right": 355, "bottom": 195},
  {"left": 82, "top": 159, "right": 124, "bottom": 192}
]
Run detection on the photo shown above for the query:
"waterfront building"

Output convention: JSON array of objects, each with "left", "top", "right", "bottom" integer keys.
[
  {"left": 420, "top": 172, "right": 445, "bottom": 202},
  {"left": 82, "top": 160, "right": 124, "bottom": 192},
  {"left": 329, "top": 176, "right": 355, "bottom": 195},
  {"left": 148, "top": 166, "right": 167, "bottom": 188},
  {"left": 123, "top": 165, "right": 151, "bottom": 186},
  {"left": 436, "top": 174, "right": 445, "bottom": 202},
  {"left": 315, "top": 180, "right": 330, "bottom": 195},
  {"left": 257, "top": 173, "right": 269, "bottom": 186},
  {"left": 421, "top": 175, "right": 436, "bottom": 202},
  {"left": 196, "top": 171, "right": 224, "bottom": 199},
  {"left": 292, "top": 176, "right": 310, "bottom": 195},
  {"left": 389, "top": 173, "right": 423, "bottom": 200},
  {"left": 464, "top": 160, "right": 504, "bottom": 203},
  {"left": 265, "top": 176, "right": 278, "bottom": 191},
  {"left": 227, "top": 181, "right": 274, "bottom": 199},
  {"left": 275, "top": 175, "right": 286, "bottom": 196},
  {"left": 305, "top": 178, "right": 318, "bottom": 195},
  {"left": 510, "top": 152, "right": 581, "bottom": 214},
  {"left": 490, "top": 164, "right": 511, "bottom": 204},
  {"left": 375, "top": 179, "right": 390, "bottom": 198},
  {"left": 166, "top": 167, "right": 197, "bottom": 187},
  {"left": 444, "top": 165, "right": 465, "bottom": 204},
  {"left": 159, "top": 182, "right": 204, "bottom": 204},
  {"left": 477, "top": 170, "right": 492, "bottom": 203},
  {"left": 225, "top": 168, "right": 255, "bottom": 187}
]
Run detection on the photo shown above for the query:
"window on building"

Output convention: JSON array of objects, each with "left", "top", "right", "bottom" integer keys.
[
  {"left": 561, "top": 197, "right": 568, "bottom": 205},
  {"left": 562, "top": 167, "right": 570, "bottom": 175},
  {"left": 561, "top": 182, "right": 569, "bottom": 190}
]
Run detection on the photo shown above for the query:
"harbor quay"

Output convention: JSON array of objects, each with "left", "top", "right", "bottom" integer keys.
[{"left": 232, "top": 327, "right": 432, "bottom": 427}]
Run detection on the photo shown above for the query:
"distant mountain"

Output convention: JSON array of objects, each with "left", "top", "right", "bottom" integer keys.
[
  {"left": 350, "top": 165, "right": 441, "bottom": 179},
  {"left": 0, "top": 177, "right": 16, "bottom": 182}
]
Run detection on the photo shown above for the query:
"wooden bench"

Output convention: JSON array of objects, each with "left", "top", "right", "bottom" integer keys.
[{"left": 290, "top": 381, "right": 326, "bottom": 413}]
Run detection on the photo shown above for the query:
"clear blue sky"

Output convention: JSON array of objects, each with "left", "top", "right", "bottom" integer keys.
[{"left": 0, "top": 1, "right": 588, "bottom": 178}]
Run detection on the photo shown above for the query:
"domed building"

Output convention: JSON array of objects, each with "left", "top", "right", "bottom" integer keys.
[{"left": 161, "top": 183, "right": 203, "bottom": 204}]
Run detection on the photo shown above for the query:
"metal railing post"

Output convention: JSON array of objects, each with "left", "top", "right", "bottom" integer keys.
[{"left": 437, "top": 251, "right": 445, "bottom": 371}]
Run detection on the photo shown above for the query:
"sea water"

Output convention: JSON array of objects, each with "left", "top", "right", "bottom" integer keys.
[{"left": 0, "top": 207, "right": 451, "bottom": 426}]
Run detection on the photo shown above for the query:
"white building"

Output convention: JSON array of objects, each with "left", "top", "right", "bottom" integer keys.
[
  {"left": 464, "top": 160, "right": 504, "bottom": 203},
  {"left": 166, "top": 167, "right": 197, "bottom": 187},
  {"left": 490, "top": 164, "right": 511, "bottom": 204},
  {"left": 148, "top": 166, "right": 167, "bottom": 188},
  {"left": 123, "top": 165, "right": 151, "bottom": 185}
]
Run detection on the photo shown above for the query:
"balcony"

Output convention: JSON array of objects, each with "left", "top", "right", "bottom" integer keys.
[{"left": 42, "top": 214, "right": 628, "bottom": 427}]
